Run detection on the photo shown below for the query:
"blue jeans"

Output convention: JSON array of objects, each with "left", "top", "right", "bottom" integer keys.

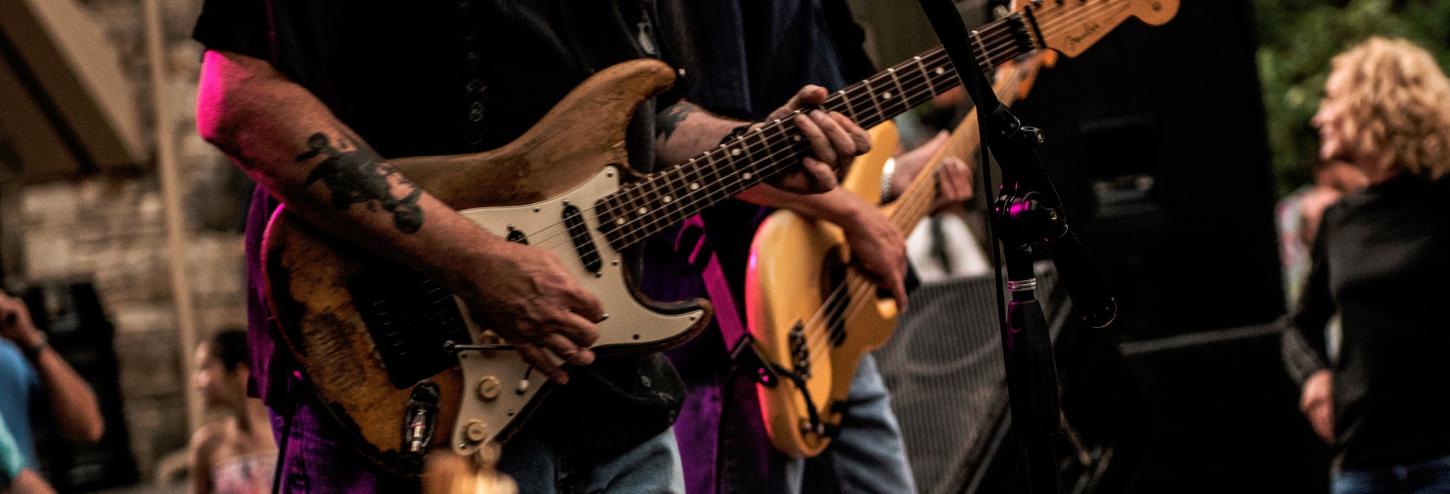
[
  {"left": 500, "top": 428, "right": 685, "bottom": 493},
  {"left": 271, "top": 382, "right": 685, "bottom": 493},
  {"left": 1334, "top": 455, "right": 1450, "bottom": 494},
  {"left": 789, "top": 355, "right": 918, "bottom": 494}
]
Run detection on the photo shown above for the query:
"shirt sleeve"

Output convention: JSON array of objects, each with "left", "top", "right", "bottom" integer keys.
[
  {"left": 1281, "top": 210, "right": 1336, "bottom": 384},
  {"left": 0, "top": 413, "right": 23, "bottom": 487},
  {"left": 192, "top": 0, "right": 272, "bottom": 60}
]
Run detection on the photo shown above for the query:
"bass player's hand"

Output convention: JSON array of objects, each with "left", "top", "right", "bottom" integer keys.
[
  {"left": 762, "top": 85, "right": 872, "bottom": 195},
  {"left": 450, "top": 240, "right": 605, "bottom": 384},
  {"left": 839, "top": 200, "right": 909, "bottom": 311}
]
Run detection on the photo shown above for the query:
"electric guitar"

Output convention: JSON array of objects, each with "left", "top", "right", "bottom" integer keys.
[
  {"left": 744, "top": 0, "right": 1179, "bottom": 457},
  {"left": 260, "top": 0, "right": 1178, "bottom": 472}
]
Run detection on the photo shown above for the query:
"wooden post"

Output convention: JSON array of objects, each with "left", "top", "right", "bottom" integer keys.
[{"left": 142, "top": 0, "right": 202, "bottom": 433}]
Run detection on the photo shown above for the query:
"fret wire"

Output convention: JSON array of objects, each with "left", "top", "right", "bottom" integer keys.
[
  {"left": 836, "top": 89, "right": 859, "bottom": 123},
  {"left": 888, "top": 68, "right": 908, "bottom": 116},
  {"left": 860, "top": 77, "right": 886, "bottom": 125}
]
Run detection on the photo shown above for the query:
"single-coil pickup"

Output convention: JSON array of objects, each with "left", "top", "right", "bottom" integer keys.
[
  {"left": 506, "top": 225, "right": 528, "bottom": 244},
  {"left": 562, "top": 202, "right": 603, "bottom": 275}
]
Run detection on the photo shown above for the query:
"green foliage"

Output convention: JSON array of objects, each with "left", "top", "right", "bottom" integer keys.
[{"left": 1254, "top": 0, "right": 1450, "bottom": 196}]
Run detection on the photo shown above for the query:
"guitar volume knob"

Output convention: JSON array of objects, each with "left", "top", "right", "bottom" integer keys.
[{"left": 477, "top": 376, "right": 502, "bottom": 401}]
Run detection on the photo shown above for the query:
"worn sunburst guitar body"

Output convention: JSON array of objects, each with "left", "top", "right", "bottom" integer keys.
[
  {"left": 746, "top": 0, "right": 1179, "bottom": 457},
  {"left": 263, "top": 60, "right": 712, "bottom": 473}
]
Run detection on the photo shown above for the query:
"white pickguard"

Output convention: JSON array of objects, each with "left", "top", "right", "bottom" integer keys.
[{"left": 448, "top": 166, "right": 705, "bottom": 455}]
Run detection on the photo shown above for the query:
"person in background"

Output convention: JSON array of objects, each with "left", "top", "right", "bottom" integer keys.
[
  {"left": 1281, "top": 37, "right": 1450, "bottom": 494},
  {"left": 0, "top": 292, "right": 104, "bottom": 488},
  {"left": 188, "top": 330, "right": 276, "bottom": 494}
]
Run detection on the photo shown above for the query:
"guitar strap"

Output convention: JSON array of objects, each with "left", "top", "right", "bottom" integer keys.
[{"left": 675, "top": 214, "right": 750, "bottom": 354}]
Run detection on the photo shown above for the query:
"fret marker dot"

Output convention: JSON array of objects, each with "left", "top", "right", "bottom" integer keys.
[
  {"left": 663, "top": 196, "right": 672, "bottom": 203},
  {"left": 690, "top": 183, "right": 700, "bottom": 190},
  {"left": 935, "top": 67, "right": 945, "bottom": 75},
  {"left": 742, "top": 172, "right": 753, "bottom": 180},
  {"left": 615, "top": 218, "right": 625, "bottom": 226},
  {"left": 638, "top": 207, "right": 648, "bottom": 214},
  {"left": 793, "top": 135, "right": 802, "bottom": 142},
  {"left": 882, "top": 91, "right": 893, "bottom": 99},
  {"left": 731, "top": 148, "right": 741, "bottom": 157}
]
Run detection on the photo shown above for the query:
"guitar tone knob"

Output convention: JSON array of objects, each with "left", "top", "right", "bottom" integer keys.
[
  {"left": 465, "top": 420, "right": 488, "bottom": 443},
  {"left": 477, "top": 376, "right": 502, "bottom": 401}
]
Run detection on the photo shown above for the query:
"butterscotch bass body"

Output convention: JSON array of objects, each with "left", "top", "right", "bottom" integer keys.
[
  {"left": 261, "top": 59, "right": 710, "bottom": 474},
  {"left": 746, "top": 123, "right": 901, "bottom": 457}
]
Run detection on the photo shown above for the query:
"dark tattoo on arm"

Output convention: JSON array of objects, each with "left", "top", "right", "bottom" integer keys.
[
  {"left": 656, "top": 101, "right": 698, "bottom": 141},
  {"left": 296, "top": 132, "right": 425, "bottom": 233}
]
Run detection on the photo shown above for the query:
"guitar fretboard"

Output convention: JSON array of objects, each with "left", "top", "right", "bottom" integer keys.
[{"left": 596, "top": 11, "right": 1041, "bottom": 250}]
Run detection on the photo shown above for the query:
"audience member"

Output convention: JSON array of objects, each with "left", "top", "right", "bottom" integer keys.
[
  {"left": 0, "top": 291, "right": 104, "bottom": 489},
  {"left": 188, "top": 330, "right": 276, "bottom": 494},
  {"left": 1281, "top": 37, "right": 1450, "bottom": 494}
]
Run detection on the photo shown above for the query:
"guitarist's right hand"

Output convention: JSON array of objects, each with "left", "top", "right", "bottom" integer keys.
[{"left": 450, "top": 239, "right": 605, "bottom": 384}]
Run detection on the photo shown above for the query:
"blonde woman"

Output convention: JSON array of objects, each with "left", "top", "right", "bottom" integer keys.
[{"left": 1282, "top": 37, "right": 1450, "bottom": 493}]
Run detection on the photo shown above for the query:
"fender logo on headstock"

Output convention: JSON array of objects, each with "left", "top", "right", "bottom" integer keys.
[{"left": 1065, "top": 21, "right": 1102, "bottom": 49}]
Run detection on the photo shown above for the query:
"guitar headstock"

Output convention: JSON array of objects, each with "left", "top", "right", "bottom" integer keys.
[
  {"left": 1012, "top": 0, "right": 1180, "bottom": 58},
  {"left": 992, "top": 50, "right": 1054, "bottom": 104}
]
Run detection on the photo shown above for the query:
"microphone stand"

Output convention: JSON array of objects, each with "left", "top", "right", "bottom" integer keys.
[{"left": 914, "top": 1, "right": 1118, "bottom": 493}]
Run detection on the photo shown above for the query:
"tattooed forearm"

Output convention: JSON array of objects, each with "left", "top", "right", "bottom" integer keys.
[
  {"left": 296, "top": 132, "right": 424, "bottom": 233},
  {"left": 656, "top": 101, "right": 698, "bottom": 141}
]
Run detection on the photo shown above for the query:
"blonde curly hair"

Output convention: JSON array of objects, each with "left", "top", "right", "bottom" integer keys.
[{"left": 1329, "top": 37, "right": 1450, "bottom": 180}]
